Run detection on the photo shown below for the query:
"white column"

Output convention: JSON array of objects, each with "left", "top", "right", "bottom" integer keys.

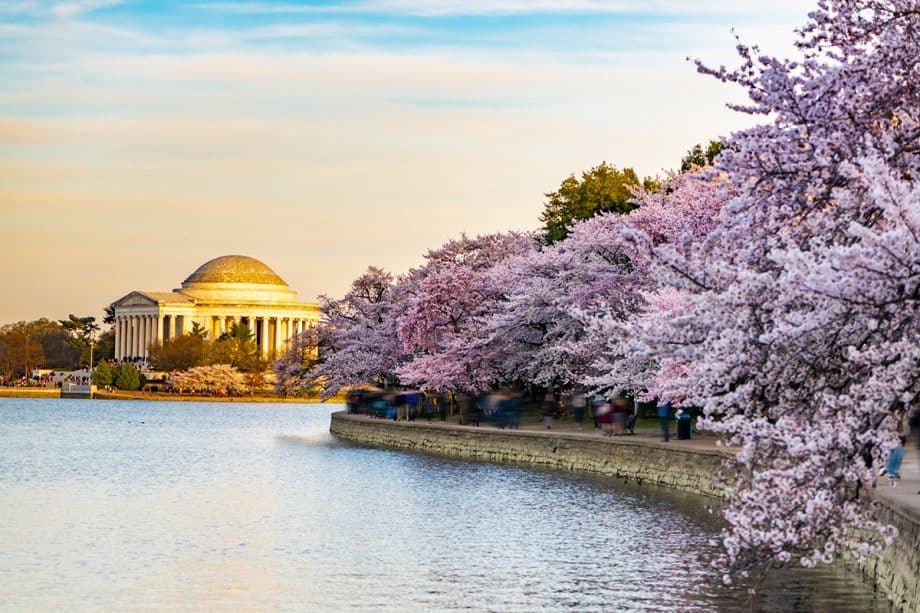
[
  {"left": 260, "top": 317, "right": 268, "bottom": 356},
  {"left": 140, "top": 316, "right": 145, "bottom": 355},
  {"left": 138, "top": 316, "right": 145, "bottom": 358},
  {"left": 136, "top": 316, "right": 142, "bottom": 357},
  {"left": 273, "top": 317, "right": 282, "bottom": 357},
  {"left": 144, "top": 315, "right": 152, "bottom": 358},
  {"left": 116, "top": 318, "right": 122, "bottom": 360},
  {"left": 156, "top": 314, "right": 163, "bottom": 346},
  {"left": 140, "top": 316, "right": 147, "bottom": 358},
  {"left": 128, "top": 316, "right": 135, "bottom": 358},
  {"left": 115, "top": 318, "right": 122, "bottom": 360}
]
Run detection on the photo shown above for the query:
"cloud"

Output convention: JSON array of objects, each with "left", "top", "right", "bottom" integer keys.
[
  {"left": 51, "top": 0, "right": 121, "bottom": 18},
  {"left": 0, "top": 117, "right": 58, "bottom": 143},
  {"left": 0, "top": 0, "right": 121, "bottom": 18},
  {"left": 193, "top": 0, "right": 808, "bottom": 18},
  {"left": 239, "top": 21, "right": 414, "bottom": 41}
]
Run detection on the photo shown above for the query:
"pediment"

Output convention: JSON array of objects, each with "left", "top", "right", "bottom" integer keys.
[{"left": 113, "top": 291, "right": 159, "bottom": 307}]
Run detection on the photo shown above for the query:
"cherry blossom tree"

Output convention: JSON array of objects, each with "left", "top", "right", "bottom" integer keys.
[
  {"left": 472, "top": 213, "right": 646, "bottom": 390},
  {"left": 602, "top": 0, "right": 920, "bottom": 579},
  {"left": 579, "top": 171, "right": 733, "bottom": 399},
  {"left": 395, "top": 232, "right": 537, "bottom": 391},
  {"left": 269, "top": 1, "right": 918, "bottom": 584},
  {"left": 169, "top": 364, "right": 249, "bottom": 396},
  {"left": 274, "top": 266, "right": 409, "bottom": 399},
  {"left": 272, "top": 326, "right": 321, "bottom": 397}
]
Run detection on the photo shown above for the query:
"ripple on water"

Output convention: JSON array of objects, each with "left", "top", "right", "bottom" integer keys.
[{"left": 0, "top": 399, "right": 892, "bottom": 611}]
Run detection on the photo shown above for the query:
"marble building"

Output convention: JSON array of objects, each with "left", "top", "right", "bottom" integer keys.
[{"left": 111, "top": 255, "right": 320, "bottom": 361}]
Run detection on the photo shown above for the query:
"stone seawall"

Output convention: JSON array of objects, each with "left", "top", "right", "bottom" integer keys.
[
  {"left": 863, "top": 496, "right": 920, "bottom": 611},
  {"left": 330, "top": 412, "right": 729, "bottom": 497},
  {"left": 330, "top": 411, "right": 920, "bottom": 612}
]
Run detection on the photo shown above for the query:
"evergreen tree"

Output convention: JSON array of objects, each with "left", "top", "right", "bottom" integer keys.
[
  {"left": 540, "top": 163, "right": 658, "bottom": 244},
  {"left": 113, "top": 363, "right": 141, "bottom": 391},
  {"left": 92, "top": 361, "right": 115, "bottom": 386}
]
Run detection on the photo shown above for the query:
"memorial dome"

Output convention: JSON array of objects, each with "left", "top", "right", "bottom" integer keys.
[
  {"left": 113, "top": 253, "right": 319, "bottom": 362},
  {"left": 182, "top": 255, "right": 288, "bottom": 287}
]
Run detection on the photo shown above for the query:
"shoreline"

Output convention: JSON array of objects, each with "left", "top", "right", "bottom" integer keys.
[
  {"left": 330, "top": 411, "right": 920, "bottom": 612},
  {"left": 0, "top": 387, "right": 340, "bottom": 403},
  {"left": 0, "top": 388, "right": 60, "bottom": 399}
]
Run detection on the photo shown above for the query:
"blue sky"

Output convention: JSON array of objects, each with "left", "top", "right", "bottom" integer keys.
[{"left": 0, "top": 1, "right": 810, "bottom": 323}]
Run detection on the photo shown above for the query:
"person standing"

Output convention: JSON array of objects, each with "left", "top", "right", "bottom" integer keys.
[
  {"left": 571, "top": 391, "right": 586, "bottom": 429},
  {"left": 909, "top": 407, "right": 920, "bottom": 493},
  {"left": 542, "top": 392, "right": 556, "bottom": 429},
  {"left": 596, "top": 398, "right": 613, "bottom": 437},
  {"left": 658, "top": 399, "right": 673, "bottom": 442},
  {"left": 611, "top": 395, "right": 628, "bottom": 436}
]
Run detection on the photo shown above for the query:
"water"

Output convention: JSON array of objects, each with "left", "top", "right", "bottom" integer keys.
[{"left": 0, "top": 399, "right": 890, "bottom": 611}]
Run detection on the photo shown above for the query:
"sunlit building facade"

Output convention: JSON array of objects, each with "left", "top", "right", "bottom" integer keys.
[{"left": 111, "top": 255, "right": 319, "bottom": 360}]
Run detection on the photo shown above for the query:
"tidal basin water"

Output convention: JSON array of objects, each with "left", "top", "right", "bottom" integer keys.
[{"left": 0, "top": 399, "right": 890, "bottom": 611}]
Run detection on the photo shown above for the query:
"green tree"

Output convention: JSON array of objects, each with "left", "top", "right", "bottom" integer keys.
[
  {"left": 679, "top": 139, "right": 727, "bottom": 173},
  {"left": 113, "top": 363, "right": 141, "bottom": 391},
  {"left": 103, "top": 303, "right": 116, "bottom": 325},
  {"left": 188, "top": 321, "right": 209, "bottom": 340},
  {"left": 208, "top": 324, "right": 265, "bottom": 372},
  {"left": 92, "top": 329, "right": 116, "bottom": 364},
  {"left": 218, "top": 322, "right": 252, "bottom": 342},
  {"left": 92, "top": 360, "right": 115, "bottom": 386},
  {"left": 149, "top": 335, "right": 206, "bottom": 372},
  {"left": 0, "top": 324, "right": 45, "bottom": 380},
  {"left": 59, "top": 314, "right": 100, "bottom": 367},
  {"left": 539, "top": 162, "right": 658, "bottom": 243},
  {"left": 14, "top": 319, "right": 80, "bottom": 369}
]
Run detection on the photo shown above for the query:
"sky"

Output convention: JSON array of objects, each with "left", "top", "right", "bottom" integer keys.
[{"left": 0, "top": 0, "right": 811, "bottom": 325}]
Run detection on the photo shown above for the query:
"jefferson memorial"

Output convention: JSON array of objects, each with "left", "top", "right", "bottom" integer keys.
[{"left": 111, "top": 255, "right": 320, "bottom": 361}]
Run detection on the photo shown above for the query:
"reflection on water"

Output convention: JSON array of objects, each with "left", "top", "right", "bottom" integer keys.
[{"left": 0, "top": 399, "right": 891, "bottom": 611}]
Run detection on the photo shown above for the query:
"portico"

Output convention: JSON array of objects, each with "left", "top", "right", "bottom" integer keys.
[{"left": 111, "top": 255, "right": 320, "bottom": 361}]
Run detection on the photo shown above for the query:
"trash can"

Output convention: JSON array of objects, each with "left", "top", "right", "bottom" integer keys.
[{"left": 676, "top": 412, "right": 692, "bottom": 440}]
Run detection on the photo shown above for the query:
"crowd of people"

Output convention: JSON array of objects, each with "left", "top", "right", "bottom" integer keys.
[
  {"left": 347, "top": 387, "right": 689, "bottom": 441},
  {"left": 103, "top": 356, "right": 150, "bottom": 371}
]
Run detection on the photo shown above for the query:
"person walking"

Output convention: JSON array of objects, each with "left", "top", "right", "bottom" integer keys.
[
  {"left": 885, "top": 435, "right": 906, "bottom": 485},
  {"left": 658, "top": 399, "right": 673, "bottom": 442}
]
